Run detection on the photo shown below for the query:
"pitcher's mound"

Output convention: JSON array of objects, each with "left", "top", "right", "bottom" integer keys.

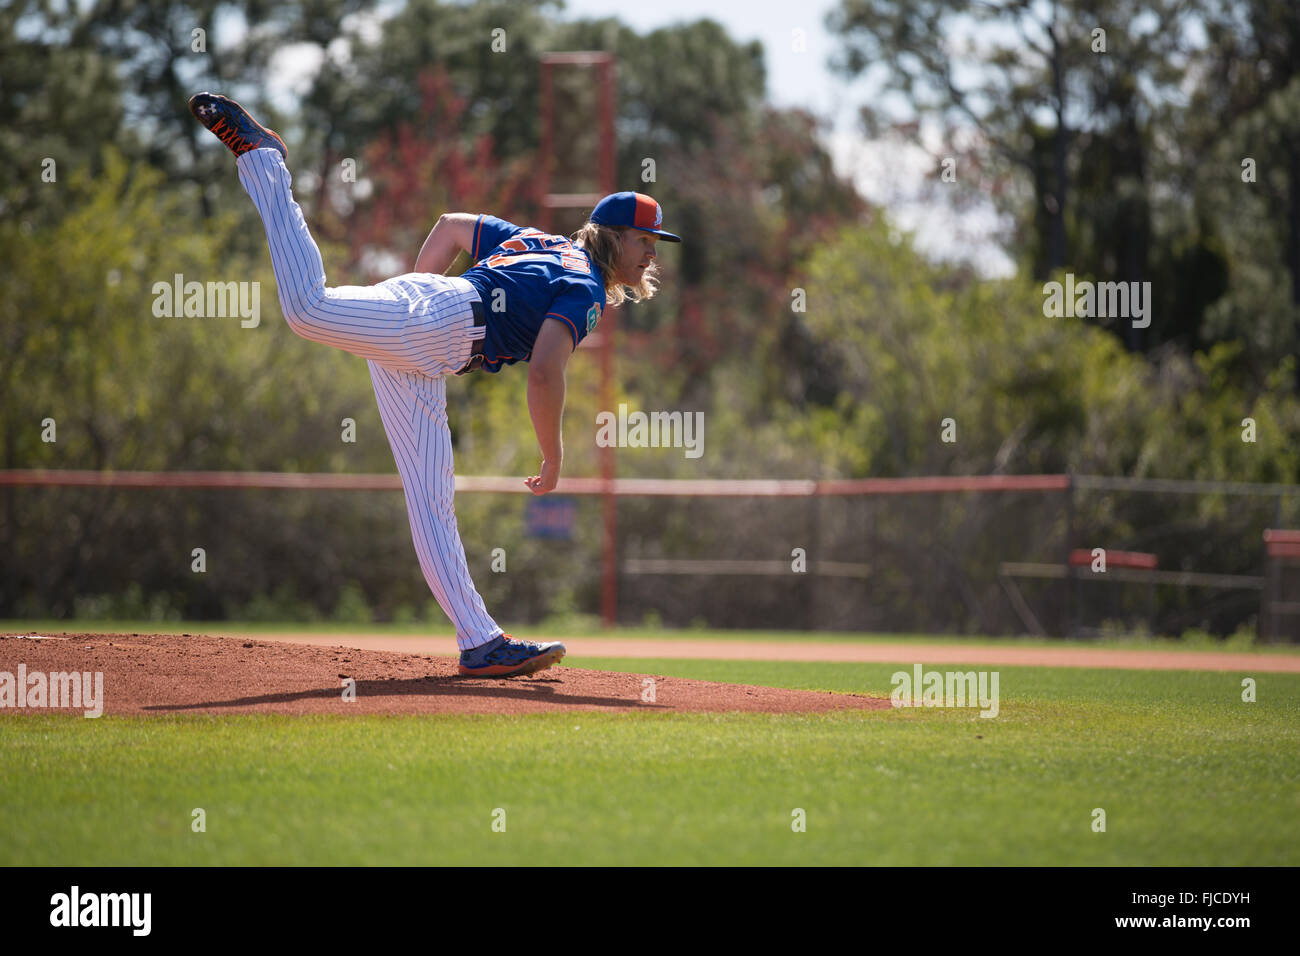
[{"left": 0, "top": 632, "right": 891, "bottom": 716}]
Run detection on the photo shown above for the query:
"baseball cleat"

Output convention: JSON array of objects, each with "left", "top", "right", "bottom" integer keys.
[
  {"left": 458, "top": 633, "right": 566, "bottom": 678},
  {"left": 188, "top": 91, "right": 287, "bottom": 160}
]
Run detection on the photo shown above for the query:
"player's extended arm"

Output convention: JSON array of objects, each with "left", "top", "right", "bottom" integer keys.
[
  {"left": 525, "top": 318, "right": 575, "bottom": 495},
  {"left": 415, "top": 213, "right": 478, "bottom": 274}
]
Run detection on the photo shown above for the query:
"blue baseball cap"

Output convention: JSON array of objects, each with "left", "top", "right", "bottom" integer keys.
[{"left": 589, "top": 191, "right": 681, "bottom": 242}]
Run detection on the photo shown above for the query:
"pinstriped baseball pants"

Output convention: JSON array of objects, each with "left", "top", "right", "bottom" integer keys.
[{"left": 238, "top": 148, "right": 502, "bottom": 651}]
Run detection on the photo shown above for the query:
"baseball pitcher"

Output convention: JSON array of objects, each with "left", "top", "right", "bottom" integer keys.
[{"left": 188, "top": 92, "right": 681, "bottom": 677}]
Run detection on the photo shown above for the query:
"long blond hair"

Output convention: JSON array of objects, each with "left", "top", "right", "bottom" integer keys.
[{"left": 571, "top": 222, "right": 660, "bottom": 307}]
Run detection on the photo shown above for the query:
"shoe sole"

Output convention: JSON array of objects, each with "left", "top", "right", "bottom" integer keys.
[
  {"left": 188, "top": 93, "right": 287, "bottom": 158},
  {"left": 458, "top": 645, "right": 566, "bottom": 678}
]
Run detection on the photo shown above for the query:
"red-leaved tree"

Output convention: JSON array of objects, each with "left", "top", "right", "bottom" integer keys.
[{"left": 321, "top": 67, "right": 542, "bottom": 282}]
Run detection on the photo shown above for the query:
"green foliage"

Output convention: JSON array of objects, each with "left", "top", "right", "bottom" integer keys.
[
  {"left": 330, "top": 581, "right": 374, "bottom": 623},
  {"left": 828, "top": 0, "right": 1300, "bottom": 381},
  {"left": 232, "top": 582, "right": 325, "bottom": 623},
  {"left": 762, "top": 220, "right": 1300, "bottom": 482},
  {"left": 70, "top": 583, "right": 183, "bottom": 622},
  {"left": 1194, "top": 75, "right": 1300, "bottom": 379}
]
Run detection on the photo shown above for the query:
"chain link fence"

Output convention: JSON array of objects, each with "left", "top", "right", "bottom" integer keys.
[{"left": 2, "top": 472, "right": 1297, "bottom": 640}]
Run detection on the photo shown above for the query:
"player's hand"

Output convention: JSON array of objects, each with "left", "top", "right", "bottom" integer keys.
[{"left": 525, "top": 458, "right": 560, "bottom": 495}]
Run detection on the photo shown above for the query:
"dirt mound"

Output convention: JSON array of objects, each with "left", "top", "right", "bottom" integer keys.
[{"left": 0, "top": 632, "right": 890, "bottom": 716}]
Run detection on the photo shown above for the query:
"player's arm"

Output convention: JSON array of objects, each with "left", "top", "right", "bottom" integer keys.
[
  {"left": 415, "top": 213, "right": 478, "bottom": 274},
  {"left": 524, "top": 318, "right": 576, "bottom": 495}
]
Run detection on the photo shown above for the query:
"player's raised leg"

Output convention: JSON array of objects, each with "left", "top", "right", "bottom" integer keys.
[
  {"left": 235, "top": 147, "right": 413, "bottom": 359},
  {"left": 189, "top": 92, "right": 471, "bottom": 374}
]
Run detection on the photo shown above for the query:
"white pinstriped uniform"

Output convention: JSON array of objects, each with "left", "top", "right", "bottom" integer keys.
[{"left": 237, "top": 147, "right": 502, "bottom": 651}]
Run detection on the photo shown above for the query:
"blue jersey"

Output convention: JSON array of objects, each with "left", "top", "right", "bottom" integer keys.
[{"left": 460, "top": 215, "right": 606, "bottom": 373}]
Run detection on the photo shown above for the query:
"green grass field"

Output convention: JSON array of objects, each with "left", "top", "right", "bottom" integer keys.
[{"left": 2, "top": 630, "right": 1298, "bottom": 865}]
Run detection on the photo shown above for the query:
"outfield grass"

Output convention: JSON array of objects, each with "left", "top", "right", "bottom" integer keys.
[{"left": 2, "top": 657, "right": 1296, "bottom": 866}]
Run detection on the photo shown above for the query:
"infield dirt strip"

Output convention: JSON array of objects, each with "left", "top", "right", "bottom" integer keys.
[
  {"left": 235, "top": 632, "right": 1300, "bottom": 672},
  {"left": 0, "top": 633, "right": 891, "bottom": 716}
]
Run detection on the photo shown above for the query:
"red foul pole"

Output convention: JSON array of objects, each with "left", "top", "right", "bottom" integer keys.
[{"left": 539, "top": 52, "right": 619, "bottom": 629}]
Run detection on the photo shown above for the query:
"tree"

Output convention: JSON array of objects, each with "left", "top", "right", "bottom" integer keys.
[
  {"left": 0, "top": 0, "right": 125, "bottom": 221},
  {"left": 828, "top": 0, "right": 1204, "bottom": 351},
  {"left": 319, "top": 66, "right": 540, "bottom": 281},
  {"left": 1186, "top": 0, "right": 1300, "bottom": 387}
]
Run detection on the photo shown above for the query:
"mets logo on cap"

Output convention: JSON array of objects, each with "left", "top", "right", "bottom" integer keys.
[{"left": 589, "top": 191, "right": 682, "bottom": 242}]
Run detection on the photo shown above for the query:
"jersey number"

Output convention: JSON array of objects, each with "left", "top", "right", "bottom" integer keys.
[{"left": 484, "top": 236, "right": 591, "bottom": 275}]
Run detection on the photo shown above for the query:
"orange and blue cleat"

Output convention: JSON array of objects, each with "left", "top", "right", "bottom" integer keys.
[{"left": 188, "top": 91, "right": 287, "bottom": 160}]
